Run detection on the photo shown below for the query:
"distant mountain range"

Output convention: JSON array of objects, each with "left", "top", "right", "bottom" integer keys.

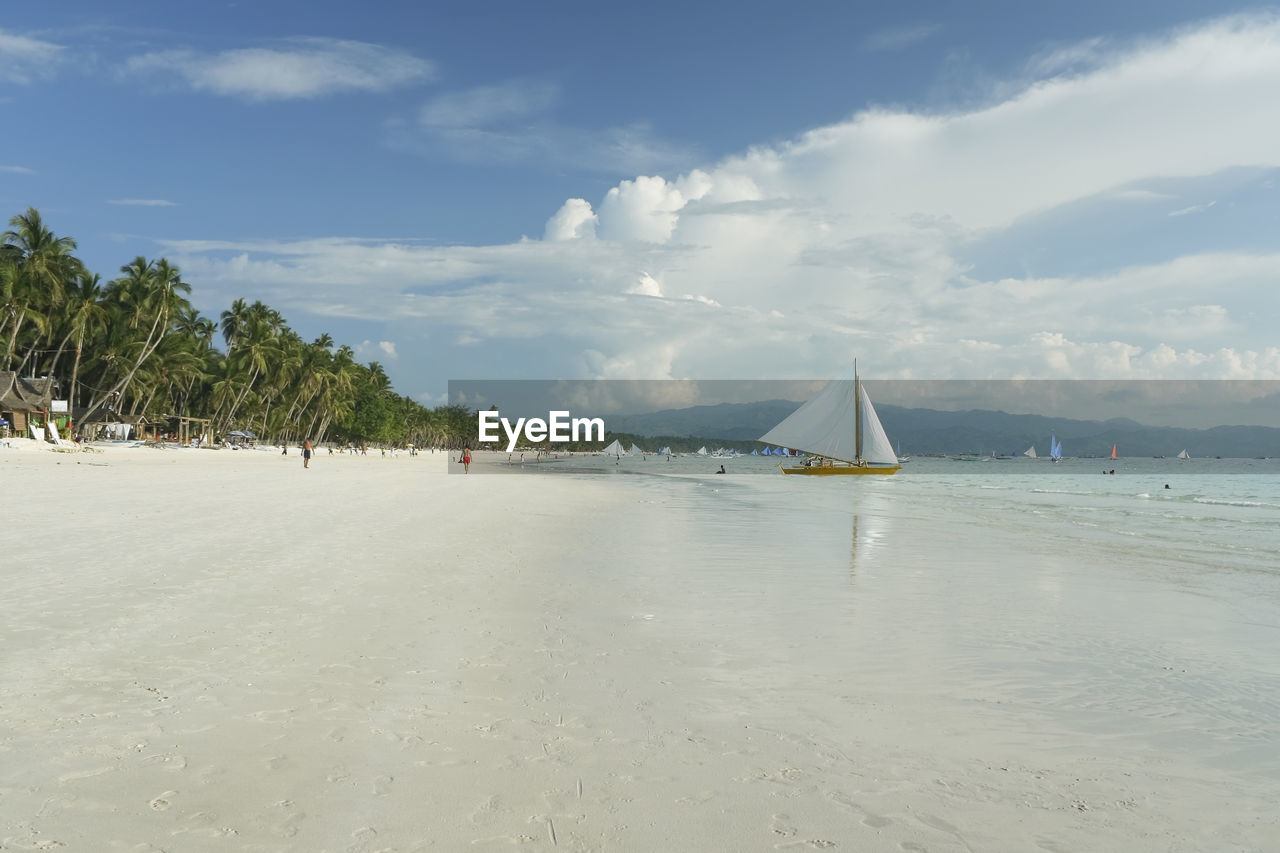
[{"left": 608, "top": 400, "right": 1280, "bottom": 457}]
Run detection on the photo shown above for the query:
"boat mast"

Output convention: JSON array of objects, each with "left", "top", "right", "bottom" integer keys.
[{"left": 854, "top": 359, "right": 862, "bottom": 462}]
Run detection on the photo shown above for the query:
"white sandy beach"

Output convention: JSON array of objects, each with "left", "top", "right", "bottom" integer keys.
[{"left": 2, "top": 443, "right": 1277, "bottom": 851}]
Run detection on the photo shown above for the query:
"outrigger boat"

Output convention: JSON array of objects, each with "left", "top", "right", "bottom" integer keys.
[{"left": 758, "top": 361, "right": 901, "bottom": 476}]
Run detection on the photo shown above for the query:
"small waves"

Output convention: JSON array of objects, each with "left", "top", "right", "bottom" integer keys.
[{"left": 1191, "top": 497, "right": 1280, "bottom": 510}]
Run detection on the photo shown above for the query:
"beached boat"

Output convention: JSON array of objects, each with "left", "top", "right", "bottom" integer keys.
[{"left": 758, "top": 361, "right": 901, "bottom": 476}]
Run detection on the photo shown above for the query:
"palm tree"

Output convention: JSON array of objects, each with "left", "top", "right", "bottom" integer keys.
[
  {"left": 1, "top": 207, "right": 80, "bottom": 369},
  {"left": 55, "top": 271, "right": 106, "bottom": 410},
  {"left": 77, "top": 257, "right": 192, "bottom": 423},
  {"left": 0, "top": 257, "right": 51, "bottom": 372},
  {"left": 220, "top": 298, "right": 250, "bottom": 351}
]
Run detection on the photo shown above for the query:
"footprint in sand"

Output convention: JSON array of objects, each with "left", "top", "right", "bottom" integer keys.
[
  {"left": 373, "top": 775, "right": 394, "bottom": 795},
  {"left": 1, "top": 834, "right": 66, "bottom": 850},
  {"left": 149, "top": 791, "right": 177, "bottom": 811},
  {"left": 347, "top": 826, "right": 377, "bottom": 850},
  {"left": 35, "top": 794, "right": 77, "bottom": 818}
]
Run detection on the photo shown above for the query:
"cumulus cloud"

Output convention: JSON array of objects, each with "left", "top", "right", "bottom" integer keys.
[
  {"left": 354, "top": 339, "right": 399, "bottom": 361},
  {"left": 544, "top": 198, "right": 597, "bottom": 241},
  {"left": 123, "top": 37, "right": 433, "bottom": 100},
  {"left": 0, "top": 29, "right": 64, "bottom": 84},
  {"left": 166, "top": 14, "right": 1280, "bottom": 386},
  {"left": 627, "top": 272, "right": 663, "bottom": 297}
]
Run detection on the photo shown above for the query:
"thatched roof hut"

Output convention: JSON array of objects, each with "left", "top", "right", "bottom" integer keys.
[{"left": 0, "top": 372, "right": 54, "bottom": 433}]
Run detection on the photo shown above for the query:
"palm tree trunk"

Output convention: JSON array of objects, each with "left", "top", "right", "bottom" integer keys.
[
  {"left": 69, "top": 340, "right": 84, "bottom": 410},
  {"left": 4, "top": 315, "right": 25, "bottom": 371}
]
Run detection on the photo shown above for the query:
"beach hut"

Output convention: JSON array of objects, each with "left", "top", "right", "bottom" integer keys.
[{"left": 0, "top": 372, "right": 54, "bottom": 437}]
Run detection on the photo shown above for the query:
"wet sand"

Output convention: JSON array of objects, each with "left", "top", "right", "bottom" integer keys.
[{"left": 1, "top": 443, "right": 1276, "bottom": 850}]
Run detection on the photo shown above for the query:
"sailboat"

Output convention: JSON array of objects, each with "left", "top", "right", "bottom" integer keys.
[
  {"left": 629, "top": 443, "right": 644, "bottom": 456},
  {"left": 897, "top": 440, "right": 911, "bottom": 463},
  {"left": 1110, "top": 444, "right": 1118, "bottom": 460},
  {"left": 1177, "top": 448, "right": 1190, "bottom": 460},
  {"left": 758, "top": 361, "right": 901, "bottom": 476},
  {"left": 600, "top": 438, "right": 624, "bottom": 456},
  {"left": 1024, "top": 445, "right": 1037, "bottom": 458},
  {"left": 1049, "top": 433, "right": 1062, "bottom": 462}
]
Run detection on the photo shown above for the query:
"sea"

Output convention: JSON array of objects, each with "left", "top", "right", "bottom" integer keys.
[{"left": 502, "top": 450, "right": 1280, "bottom": 832}]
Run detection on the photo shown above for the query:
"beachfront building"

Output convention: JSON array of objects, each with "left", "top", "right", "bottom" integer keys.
[{"left": 0, "top": 372, "right": 54, "bottom": 438}]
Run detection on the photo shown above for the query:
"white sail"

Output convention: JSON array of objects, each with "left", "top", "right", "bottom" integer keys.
[
  {"left": 759, "top": 378, "right": 858, "bottom": 462},
  {"left": 1024, "top": 445, "right": 1037, "bottom": 458},
  {"left": 858, "top": 385, "right": 898, "bottom": 466},
  {"left": 601, "top": 439, "right": 624, "bottom": 455},
  {"left": 1177, "top": 448, "right": 1190, "bottom": 459},
  {"left": 758, "top": 371, "right": 896, "bottom": 466},
  {"left": 629, "top": 443, "right": 643, "bottom": 455},
  {"left": 696, "top": 446, "right": 708, "bottom": 455}
]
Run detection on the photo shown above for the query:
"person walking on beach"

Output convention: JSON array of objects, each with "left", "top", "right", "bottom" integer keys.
[
  {"left": 462, "top": 446, "right": 472, "bottom": 473},
  {"left": 303, "top": 438, "right": 313, "bottom": 469}
]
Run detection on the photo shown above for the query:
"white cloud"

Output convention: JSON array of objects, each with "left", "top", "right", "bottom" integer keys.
[
  {"left": 124, "top": 37, "right": 433, "bottom": 101},
  {"left": 108, "top": 198, "right": 177, "bottom": 207},
  {"left": 354, "top": 339, "right": 398, "bottom": 361},
  {"left": 419, "top": 80, "right": 557, "bottom": 128},
  {"left": 0, "top": 165, "right": 34, "bottom": 174},
  {"left": 392, "top": 78, "right": 691, "bottom": 173},
  {"left": 0, "top": 29, "right": 64, "bottom": 84},
  {"left": 166, "top": 14, "right": 1280, "bottom": 383},
  {"left": 544, "top": 198, "right": 597, "bottom": 241},
  {"left": 627, "top": 272, "right": 663, "bottom": 297},
  {"left": 595, "top": 172, "right": 712, "bottom": 243},
  {"left": 1168, "top": 200, "right": 1216, "bottom": 216},
  {"left": 1026, "top": 36, "right": 1109, "bottom": 76}
]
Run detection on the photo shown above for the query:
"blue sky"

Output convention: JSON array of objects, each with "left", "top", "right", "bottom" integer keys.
[{"left": 3, "top": 1, "right": 1279, "bottom": 400}]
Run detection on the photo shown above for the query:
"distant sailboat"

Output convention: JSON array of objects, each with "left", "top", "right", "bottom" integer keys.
[
  {"left": 1024, "top": 445, "right": 1037, "bottom": 458},
  {"left": 1110, "top": 444, "right": 1118, "bottom": 460},
  {"left": 1177, "top": 448, "right": 1190, "bottom": 460},
  {"left": 1049, "top": 433, "right": 1062, "bottom": 462},
  {"left": 629, "top": 443, "right": 644, "bottom": 456},
  {"left": 758, "top": 361, "right": 901, "bottom": 476},
  {"left": 897, "top": 440, "right": 911, "bottom": 463},
  {"left": 696, "top": 446, "right": 708, "bottom": 456},
  {"left": 601, "top": 439, "right": 624, "bottom": 456}
]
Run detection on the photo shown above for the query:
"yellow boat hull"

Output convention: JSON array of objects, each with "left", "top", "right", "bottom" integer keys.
[{"left": 779, "top": 463, "right": 901, "bottom": 476}]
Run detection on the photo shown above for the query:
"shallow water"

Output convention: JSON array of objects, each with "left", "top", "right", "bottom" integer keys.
[{"left": 519, "top": 453, "right": 1280, "bottom": 816}]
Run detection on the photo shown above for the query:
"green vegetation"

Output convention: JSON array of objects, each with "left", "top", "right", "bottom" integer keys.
[{"left": 1, "top": 207, "right": 474, "bottom": 446}]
